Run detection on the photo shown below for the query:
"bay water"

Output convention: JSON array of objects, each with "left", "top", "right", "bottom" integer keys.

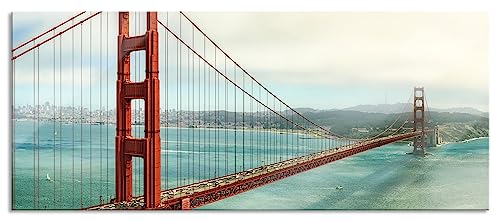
[{"left": 12, "top": 120, "right": 488, "bottom": 209}]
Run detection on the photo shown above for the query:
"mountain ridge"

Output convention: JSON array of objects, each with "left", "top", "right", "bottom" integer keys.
[{"left": 293, "top": 103, "right": 488, "bottom": 117}]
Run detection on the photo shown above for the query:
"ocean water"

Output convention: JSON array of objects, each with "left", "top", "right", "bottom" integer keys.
[
  {"left": 199, "top": 138, "right": 489, "bottom": 210},
  {"left": 12, "top": 120, "right": 333, "bottom": 209},
  {"left": 12, "top": 120, "right": 488, "bottom": 210}
]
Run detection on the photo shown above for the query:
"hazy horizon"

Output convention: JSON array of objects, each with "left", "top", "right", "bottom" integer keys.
[{"left": 13, "top": 100, "right": 489, "bottom": 114}]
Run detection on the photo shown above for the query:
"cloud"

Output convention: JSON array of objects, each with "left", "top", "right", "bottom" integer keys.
[
  {"left": 12, "top": 12, "right": 489, "bottom": 111},
  {"left": 184, "top": 12, "right": 488, "bottom": 92}
]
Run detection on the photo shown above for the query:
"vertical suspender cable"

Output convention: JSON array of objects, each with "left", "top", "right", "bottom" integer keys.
[
  {"left": 99, "top": 13, "right": 103, "bottom": 205},
  {"left": 89, "top": 17, "right": 93, "bottom": 205},
  {"left": 258, "top": 87, "right": 261, "bottom": 166},
  {"left": 280, "top": 102, "right": 282, "bottom": 161},
  {"left": 250, "top": 80, "right": 253, "bottom": 168},
  {"left": 273, "top": 98, "right": 281, "bottom": 162},
  {"left": 292, "top": 110, "right": 294, "bottom": 157},
  {"left": 242, "top": 69, "right": 245, "bottom": 171},
  {"left": 271, "top": 97, "right": 274, "bottom": 161},
  {"left": 308, "top": 118, "right": 311, "bottom": 154},
  {"left": 36, "top": 47, "right": 40, "bottom": 208},
  {"left": 273, "top": 98, "right": 276, "bottom": 162},
  {"left": 59, "top": 33, "right": 63, "bottom": 207},
  {"left": 80, "top": 22, "right": 83, "bottom": 208},
  {"left": 224, "top": 56, "right": 228, "bottom": 175},
  {"left": 263, "top": 89, "right": 266, "bottom": 164},
  {"left": 264, "top": 92, "right": 267, "bottom": 163},
  {"left": 37, "top": 46, "right": 40, "bottom": 209},
  {"left": 190, "top": 30, "right": 194, "bottom": 183},
  {"left": 296, "top": 113, "right": 299, "bottom": 157},
  {"left": 266, "top": 92, "right": 268, "bottom": 162},
  {"left": 272, "top": 98, "right": 275, "bottom": 162},
  {"left": 164, "top": 12, "right": 169, "bottom": 190},
  {"left": 198, "top": 33, "right": 202, "bottom": 182},
  {"left": 207, "top": 41, "right": 211, "bottom": 181},
  {"left": 286, "top": 102, "right": 289, "bottom": 160},
  {"left": 179, "top": 13, "right": 182, "bottom": 186},
  {"left": 192, "top": 25, "right": 195, "bottom": 183},
  {"left": 176, "top": 16, "right": 180, "bottom": 187},
  {"left": 214, "top": 47, "right": 218, "bottom": 178},
  {"left": 72, "top": 20, "right": 75, "bottom": 208},
  {"left": 275, "top": 99, "right": 278, "bottom": 161},
  {"left": 302, "top": 118, "right": 305, "bottom": 155},
  {"left": 53, "top": 29, "right": 56, "bottom": 209},
  {"left": 233, "top": 63, "right": 236, "bottom": 173},
  {"left": 189, "top": 25, "right": 193, "bottom": 183},
  {"left": 304, "top": 118, "right": 307, "bottom": 155},
  {"left": 105, "top": 12, "right": 109, "bottom": 201},
  {"left": 187, "top": 23, "right": 190, "bottom": 184},
  {"left": 198, "top": 44, "right": 201, "bottom": 182},
  {"left": 214, "top": 47, "right": 217, "bottom": 178},
  {"left": 266, "top": 92, "right": 269, "bottom": 164},
  {"left": 32, "top": 42, "right": 36, "bottom": 209},
  {"left": 203, "top": 36, "right": 207, "bottom": 180},
  {"left": 188, "top": 25, "right": 191, "bottom": 184},
  {"left": 260, "top": 87, "right": 263, "bottom": 166},
  {"left": 12, "top": 52, "right": 15, "bottom": 209}
]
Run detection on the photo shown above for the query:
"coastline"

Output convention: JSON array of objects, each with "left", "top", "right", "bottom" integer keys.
[
  {"left": 13, "top": 119, "right": 489, "bottom": 145},
  {"left": 461, "top": 136, "right": 489, "bottom": 142},
  {"left": 438, "top": 136, "right": 489, "bottom": 147}
]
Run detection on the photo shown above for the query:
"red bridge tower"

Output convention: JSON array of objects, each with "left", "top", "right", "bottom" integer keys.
[
  {"left": 115, "top": 12, "right": 161, "bottom": 208},
  {"left": 413, "top": 87, "right": 426, "bottom": 155}
]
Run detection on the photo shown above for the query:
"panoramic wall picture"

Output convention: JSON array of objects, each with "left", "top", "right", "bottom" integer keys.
[{"left": 11, "top": 11, "right": 488, "bottom": 210}]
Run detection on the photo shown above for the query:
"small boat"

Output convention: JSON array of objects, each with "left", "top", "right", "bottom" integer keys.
[
  {"left": 46, "top": 173, "right": 52, "bottom": 182},
  {"left": 336, "top": 185, "right": 343, "bottom": 190}
]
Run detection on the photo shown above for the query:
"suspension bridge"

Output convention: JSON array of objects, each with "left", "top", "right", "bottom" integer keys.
[{"left": 11, "top": 11, "right": 437, "bottom": 210}]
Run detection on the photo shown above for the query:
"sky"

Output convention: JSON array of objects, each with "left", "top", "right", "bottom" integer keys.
[{"left": 12, "top": 12, "right": 489, "bottom": 112}]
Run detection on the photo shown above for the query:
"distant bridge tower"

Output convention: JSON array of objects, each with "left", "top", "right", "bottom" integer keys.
[
  {"left": 115, "top": 12, "right": 161, "bottom": 208},
  {"left": 413, "top": 87, "right": 426, "bottom": 155}
]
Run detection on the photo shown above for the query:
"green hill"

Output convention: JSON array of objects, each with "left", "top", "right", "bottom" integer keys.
[{"left": 296, "top": 110, "right": 488, "bottom": 142}]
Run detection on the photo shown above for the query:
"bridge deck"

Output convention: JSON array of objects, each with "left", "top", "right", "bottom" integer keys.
[{"left": 88, "top": 132, "right": 420, "bottom": 210}]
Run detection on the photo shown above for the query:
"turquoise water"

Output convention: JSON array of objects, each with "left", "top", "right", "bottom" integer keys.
[
  {"left": 199, "top": 138, "right": 489, "bottom": 210},
  {"left": 12, "top": 120, "right": 332, "bottom": 209},
  {"left": 12, "top": 120, "right": 488, "bottom": 209}
]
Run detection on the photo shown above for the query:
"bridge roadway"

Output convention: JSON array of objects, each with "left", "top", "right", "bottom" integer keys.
[{"left": 88, "top": 131, "right": 422, "bottom": 210}]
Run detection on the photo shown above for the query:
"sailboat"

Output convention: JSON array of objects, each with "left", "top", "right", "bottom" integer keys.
[{"left": 46, "top": 173, "right": 52, "bottom": 182}]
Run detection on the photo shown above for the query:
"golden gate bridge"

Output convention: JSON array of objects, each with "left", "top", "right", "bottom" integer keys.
[{"left": 11, "top": 11, "right": 436, "bottom": 210}]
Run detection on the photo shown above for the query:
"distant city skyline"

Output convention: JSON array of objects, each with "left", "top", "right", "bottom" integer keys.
[
  {"left": 14, "top": 100, "right": 488, "bottom": 114},
  {"left": 12, "top": 12, "right": 489, "bottom": 112}
]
